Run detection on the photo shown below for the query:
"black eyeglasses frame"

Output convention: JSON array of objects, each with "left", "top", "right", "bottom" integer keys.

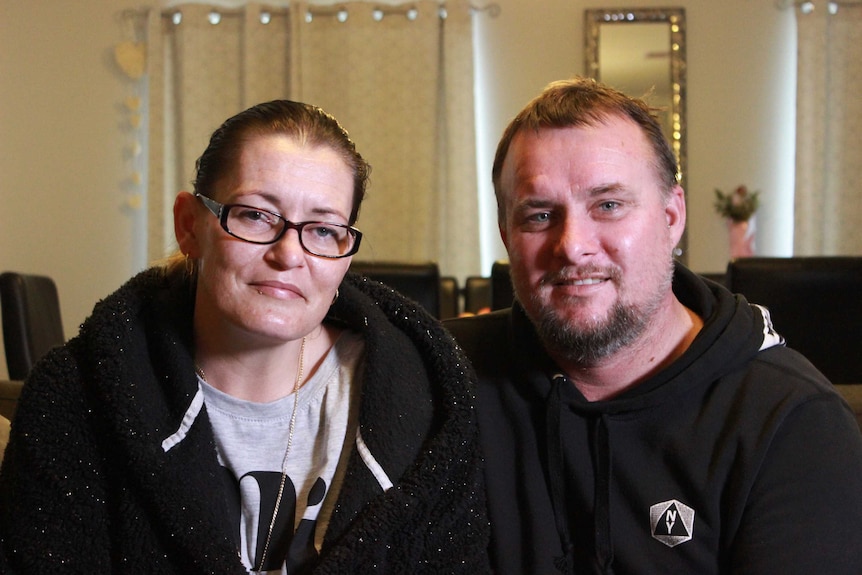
[{"left": 195, "top": 193, "right": 362, "bottom": 259}]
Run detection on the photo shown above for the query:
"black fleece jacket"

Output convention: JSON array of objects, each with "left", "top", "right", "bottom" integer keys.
[
  {"left": 0, "top": 268, "right": 490, "bottom": 574},
  {"left": 446, "top": 264, "right": 862, "bottom": 575}
]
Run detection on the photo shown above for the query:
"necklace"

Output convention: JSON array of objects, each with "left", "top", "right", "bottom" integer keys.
[{"left": 195, "top": 336, "right": 307, "bottom": 571}]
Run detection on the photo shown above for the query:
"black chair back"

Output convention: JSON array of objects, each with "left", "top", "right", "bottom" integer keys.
[
  {"left": 350, "top": 261, "right": 442, "bottom": 318},
  {"left": 439, "top": 276, "right": 460, "bottom": 319},
  {"left": 726, "top": 257, "right": 862, "bottom": 384},
  {"left": 0, "top": 272, "right": 65, "bottom": 380},
  {"left": 491, "top": 261, "right": 514, "bottom": 311},
  {"left": 464, "top": 276, "right": 491, "bottom": 314}
]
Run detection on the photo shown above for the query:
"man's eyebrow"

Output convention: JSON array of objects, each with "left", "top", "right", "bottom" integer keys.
[
  {"left": 512, "top": 197, "right": 557, "bottom": 212},
  {"left": 588, "top": 183, "right": 625, "bottom": 196}
]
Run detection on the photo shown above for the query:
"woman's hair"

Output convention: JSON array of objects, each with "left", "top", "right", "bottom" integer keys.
[
  {"left": 163, "top": 100, "right": 370, "bottom": 278},
  {"left": 491, "top": 77, "right": 678, "bottom": 225},
  {"left": 195, "top": 99, "right": 370, "bottom": 225}
]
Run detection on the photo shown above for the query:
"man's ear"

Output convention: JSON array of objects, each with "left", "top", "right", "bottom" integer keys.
[
  {"left": 174, "top": 191, "right": 201, "bottom": 257},
  {"left": 665, "top": 184, "right": 687, "bottom": 246}
]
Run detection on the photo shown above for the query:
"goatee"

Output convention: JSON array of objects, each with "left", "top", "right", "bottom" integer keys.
[{"left": 532, "top": 298, "right": 648, "bottom": 366}]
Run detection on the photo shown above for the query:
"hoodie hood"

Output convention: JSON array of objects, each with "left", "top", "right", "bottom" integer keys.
[{"left": 513, "top": 264, "right": 784, "bottom": 574}]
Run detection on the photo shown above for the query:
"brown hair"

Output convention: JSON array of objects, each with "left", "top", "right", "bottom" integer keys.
[
  {"left": 194, "top": 99, "right": 370, "bottom": 224},
  {"left": 164, "top": 100, "right": 370, "bottom": 278},
  {"left": 491, "top": 77, "right": 678, "bottom": 225}
]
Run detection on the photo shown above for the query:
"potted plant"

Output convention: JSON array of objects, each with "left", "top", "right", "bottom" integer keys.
[{"left": 714, "top": 185, "right": 759, "bottom": 258}]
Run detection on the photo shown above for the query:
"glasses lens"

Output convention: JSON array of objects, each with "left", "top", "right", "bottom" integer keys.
[
  {"left": 222, "top": 204, "right": 358, "bottom": 257},
  {"left": 225, "top": 205, "right": 284, "bottom": 243},
  {"left": 301, "top": 223, "right": 356, "bottom": 257}
]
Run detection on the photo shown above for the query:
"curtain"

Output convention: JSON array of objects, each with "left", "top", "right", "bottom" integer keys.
[
  {"left": 145, "top": 1, "right": 479, "bottom": 280},
  {"left": 794, "top": 2, "right": 862, "bottom": 254}
]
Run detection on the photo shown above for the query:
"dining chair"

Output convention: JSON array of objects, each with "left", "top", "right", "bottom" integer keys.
[
  {"left": 726, "top": 256, "right": 862, "bottom": 384},
  {"left": 349, "top": 261, "right": 442, "bottom": 319},
  {"left": 0, "top": 271, "right": 65, "bottom": 381}
]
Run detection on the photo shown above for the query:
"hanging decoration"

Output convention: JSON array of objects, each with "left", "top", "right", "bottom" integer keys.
[{"left": 114, "top": 13, "right": 147, "bottom": 212}]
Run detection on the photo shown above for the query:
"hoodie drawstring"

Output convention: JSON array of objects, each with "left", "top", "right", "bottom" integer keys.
[
  {"left": 546, "top": 374, "right": 616, "bottom": 575},
  {"left": 547, "top": 374, "right": 574, "bottom": 574},
  {"left": 593, "top": 413, "right": 615, "bottom": 574}
]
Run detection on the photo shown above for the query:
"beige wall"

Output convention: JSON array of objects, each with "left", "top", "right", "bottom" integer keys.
[
  {"left": 476, "top": 0, "right": 796, "bottom": 273},
  {"left": 0, "top": 0, "right": 796, "bottom": 378}
]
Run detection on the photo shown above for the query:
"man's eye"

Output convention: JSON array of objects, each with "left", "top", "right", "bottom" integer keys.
[
  {"left": 598, "top": 201, "right": 620, "bottom": 212},
  {"left": 527, "top": 212, "right": 551, "bottom": 223}
]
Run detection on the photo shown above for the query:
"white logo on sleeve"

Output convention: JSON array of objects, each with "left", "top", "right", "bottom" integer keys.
[{"left": 650, "top": 499, "right": 695, "bottom": 547}]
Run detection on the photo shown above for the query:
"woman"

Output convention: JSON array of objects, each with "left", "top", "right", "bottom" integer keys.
[{"left": 0, "top": 101, "right": 489, "bottom": 573}]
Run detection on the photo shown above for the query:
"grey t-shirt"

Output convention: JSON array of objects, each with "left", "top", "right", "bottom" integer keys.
[{"left": 200, "top": 330, "right": 365, "bottom": 574}]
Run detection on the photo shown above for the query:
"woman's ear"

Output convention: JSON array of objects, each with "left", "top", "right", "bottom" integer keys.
[{"left": 174, "top": 191, "right": 201, "bottom": 257}]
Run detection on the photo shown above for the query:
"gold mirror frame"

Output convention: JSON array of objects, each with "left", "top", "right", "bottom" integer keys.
[{"left": 584, "top": 7, "right": 688, "bottom": 261}]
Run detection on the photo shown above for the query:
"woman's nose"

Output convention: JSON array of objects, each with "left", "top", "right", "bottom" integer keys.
[{"left": 265, "top": 228, "right": 306, "bottom": 268}]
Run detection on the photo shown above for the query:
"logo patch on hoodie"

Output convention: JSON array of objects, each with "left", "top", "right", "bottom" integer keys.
[{"left": 650, "top": 499, "right": 695, "bottom": 547}]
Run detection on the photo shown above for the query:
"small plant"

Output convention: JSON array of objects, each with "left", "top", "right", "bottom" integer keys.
[{"left": 714, "top": 185, "right": 760, "bottom": 222}]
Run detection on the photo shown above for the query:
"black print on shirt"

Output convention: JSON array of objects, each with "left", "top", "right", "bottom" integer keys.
[{"left": 221, "top": 466, "right": 327, "bottom": 573}]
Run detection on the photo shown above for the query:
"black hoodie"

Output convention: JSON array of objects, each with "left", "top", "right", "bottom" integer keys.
[{"left": 447, "top": 264, "right": 862, "bottom": 575}]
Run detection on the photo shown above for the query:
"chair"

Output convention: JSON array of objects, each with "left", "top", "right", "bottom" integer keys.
[
  {"left": 0, "top": 379, "right": 24, "bottom": 421},
  {"left": 464, "top": 276, "right": 491, "bottom": 314},
  {"left": 0, "top": 272, "right": 65, "bottom": 381},
  {"left": 491, "top": 260, "right": 514, "bottom": 311},
  {"left": 726, "top": 257, "right": 862, "bottom": 384},
  {"left": 439, "top": 276, "right": 460, "bottom": 319},
  {"left": 349, "top": 261, "right": 442, "bottom": 318}
]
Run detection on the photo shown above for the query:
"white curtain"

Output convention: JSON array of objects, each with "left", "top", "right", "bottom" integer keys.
[
  {"left": 794, "top": 2, "right": 862, "bottom": 254},
  {"left": 145, "top": 1, "right": 479, "bottom": 280}
]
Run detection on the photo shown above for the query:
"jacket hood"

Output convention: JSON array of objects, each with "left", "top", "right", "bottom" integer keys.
[
  {"left": 508, "top": 264, "right": 784, "bottom": 574},
  {"left": 57, "top": 266, "right": 483, "bottom": 570},
  {"left": 512, "top": 263, "right": 783, "bottom": 416}
]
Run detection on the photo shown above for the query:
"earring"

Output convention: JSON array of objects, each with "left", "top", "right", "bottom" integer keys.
[
  {"left": 184, "top": 253, "right": 200, "bottom": 278},
  {"left": 331, "top": 288, "right": 340, "bottom": 305}
]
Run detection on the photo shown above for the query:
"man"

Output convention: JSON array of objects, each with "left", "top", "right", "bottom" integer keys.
[{"left": 446, "top": 77, "right": 862, "bottom": 574}]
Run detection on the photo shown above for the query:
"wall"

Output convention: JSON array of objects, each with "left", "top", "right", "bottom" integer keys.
[
  {"left": 475, "top": 0, "right": 796, "bottom": 273},
  {"left": 0, "top": 0, "right": 149, "bottom": 378},
  {"left": 0, "top": 0, "right": 796, "bottom": 379}
]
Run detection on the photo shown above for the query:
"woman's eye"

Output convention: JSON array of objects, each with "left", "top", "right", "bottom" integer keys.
[
  {"left": 238, "top": 208, "right": 273, "bottom": 224},
  {"left": 308, "top": 224, "right": 343, "bottom": 239},
  {"left": 311, "top": 225, "right": 332, "bottom": 237}
]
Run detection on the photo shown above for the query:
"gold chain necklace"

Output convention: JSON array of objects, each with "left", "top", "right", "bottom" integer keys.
[{"left": 195, "top": 336, "right": 307, "bottom": 571}]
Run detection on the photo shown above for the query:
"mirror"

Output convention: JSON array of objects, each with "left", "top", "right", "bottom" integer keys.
[{"left": 584, "top": 8, "right": 688, "bottom": 260}]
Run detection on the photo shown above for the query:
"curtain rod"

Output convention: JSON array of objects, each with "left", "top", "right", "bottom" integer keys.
[
  {"left": 775, "top": 0, "right": 862, "bottom": 9},
  {"left": 122, "top": 3, "right": 500, "bottom": 22}
]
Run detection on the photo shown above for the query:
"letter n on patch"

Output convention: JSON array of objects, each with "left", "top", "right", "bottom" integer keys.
[{"left": 650, "top": 499, "right": 695, "bottom": 547}]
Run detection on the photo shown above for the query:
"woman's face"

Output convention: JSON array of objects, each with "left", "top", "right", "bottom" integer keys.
[{"left": 182, "top": 134, "right": 355, "bottom": 346}]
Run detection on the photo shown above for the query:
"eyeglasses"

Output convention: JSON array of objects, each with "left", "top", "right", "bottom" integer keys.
[{"left": 195, "top": 193, "right": 362, "bottom": 259}]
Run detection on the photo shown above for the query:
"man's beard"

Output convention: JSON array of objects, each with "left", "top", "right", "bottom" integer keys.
[
  {"left": 531, "top": 297, "right": 648, "bottom": 365},
  {"left": 520, "top": 262, "right": 673, "bottom": 366}
]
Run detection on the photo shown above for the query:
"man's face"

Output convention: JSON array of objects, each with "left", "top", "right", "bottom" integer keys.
[{"left": 498, "top": 116, "right": 685, "bottom": 365}]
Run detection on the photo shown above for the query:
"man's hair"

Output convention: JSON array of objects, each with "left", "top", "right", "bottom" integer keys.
[{"left": 491, "top": 77, "right": 678, "bottom": 225}]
